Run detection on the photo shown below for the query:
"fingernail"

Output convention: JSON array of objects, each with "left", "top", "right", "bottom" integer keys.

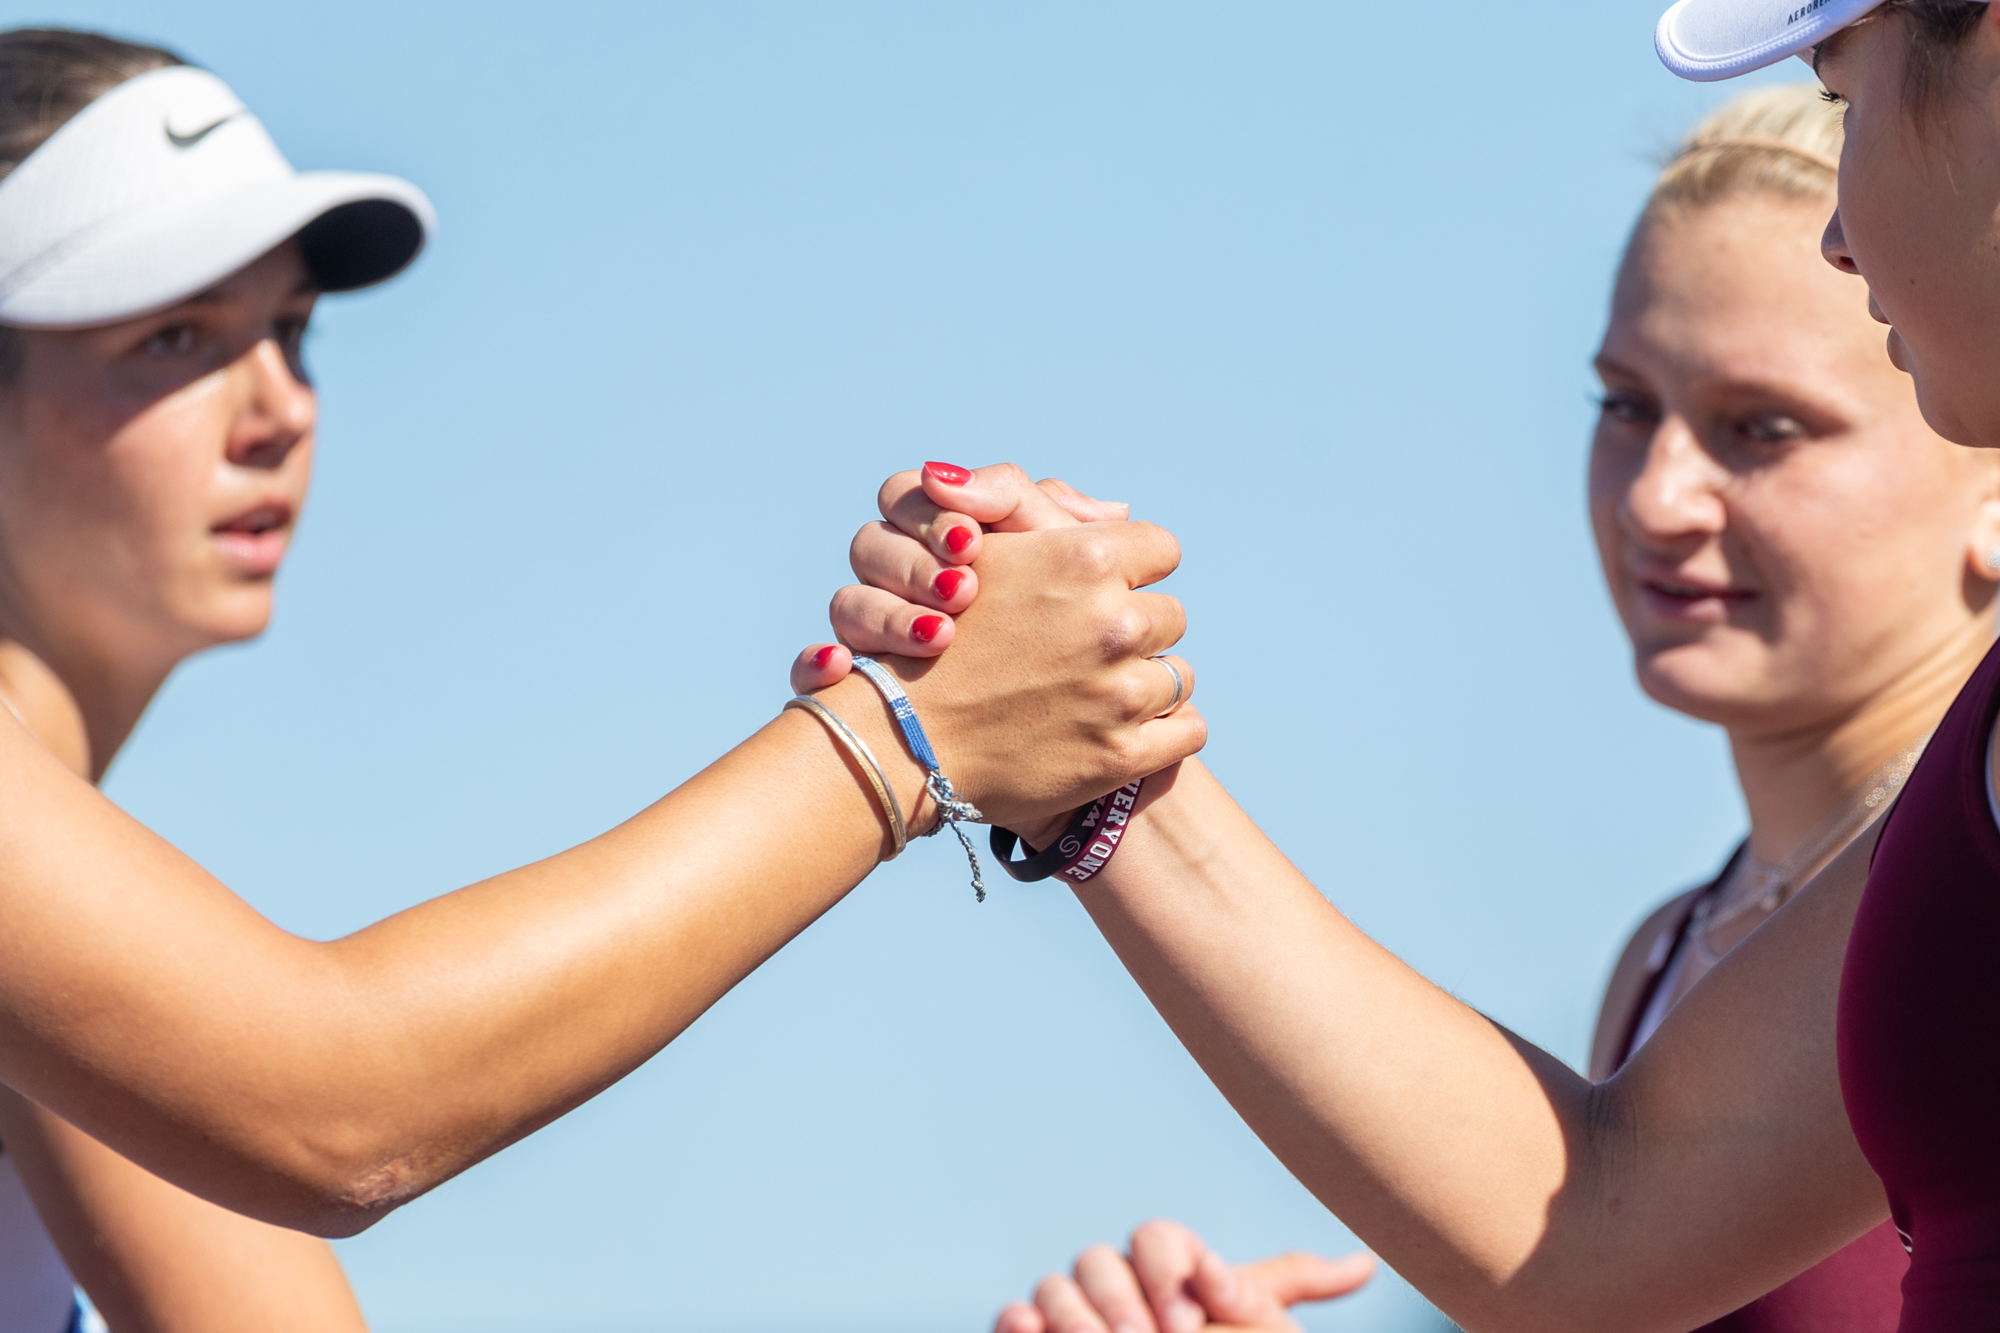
[
  {"left": 933, "top": 568, "right": 967, "bottom": 600},
  {"left": 1167, "top": 1301, "right": 1206, "bottom": 1333},
  {"left": 925, "top": 461, "right": 972, "bottom": 485},
  {"left": 945, "top": 526, "right": 974, "bottom": 555},
  {"left": 811, "top": 645, "right": 837, "bottom": 669},
  {"left": 911, "top": 615, "right": 945, "bottom": 644}
]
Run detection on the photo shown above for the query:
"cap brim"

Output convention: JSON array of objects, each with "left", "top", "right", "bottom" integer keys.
[
  {"left": 0, "top": 170, "right": 434, "bottom": 329},
  {"left": 1656, "top": 0, "right": 1887, "bottom": 80}
]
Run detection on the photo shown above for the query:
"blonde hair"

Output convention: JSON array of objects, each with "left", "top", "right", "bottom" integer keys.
[{"left": 1648, "top": 83, "right": 1843, "bottom": 212}]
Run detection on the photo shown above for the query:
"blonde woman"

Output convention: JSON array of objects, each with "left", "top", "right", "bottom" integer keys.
[{"left": 815, "top": 79, "right": 1997, "bottom": 1332}]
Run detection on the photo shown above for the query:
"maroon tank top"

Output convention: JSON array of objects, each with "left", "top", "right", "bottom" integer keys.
[
  {"left": 1842, "top": 636, "right": 2000, "bottom": 1330},
  {"left": 1613, "top": 872, "right": 1906, "bottom": 1332}
]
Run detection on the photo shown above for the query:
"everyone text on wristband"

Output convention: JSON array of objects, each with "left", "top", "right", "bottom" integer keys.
[{"left": 990, "top": 778, "right": 1145, "bottom": 885}]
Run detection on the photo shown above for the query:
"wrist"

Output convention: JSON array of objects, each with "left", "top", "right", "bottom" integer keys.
[
  {"left": 1010, "top": 812, "right": 1071, "bottom": 852},
  {"left": 816, "top": 673, "right": 936, "bottom": 835},
  {"left": 1083, "top": 761, "right": 1189, "bottom": 883}
]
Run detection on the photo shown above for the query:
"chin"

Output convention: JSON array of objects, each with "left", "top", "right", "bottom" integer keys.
[
  {"left": 189, "top": 590, "right": 276, "bottom": 647},
  {"left": 1632, "top": 651, "right": 1764, "bottom": 729},
  {"left": 1908, "top": 356, "right": 1996, "bottom": 449}
]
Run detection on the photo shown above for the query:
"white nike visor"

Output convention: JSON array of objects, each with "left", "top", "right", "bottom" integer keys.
[
  {"left": 0, "top": 64, "right": 432, "bottom": 328},
  {"left": 1655, "top": 0, "right": 1955, "bottom": 80}
]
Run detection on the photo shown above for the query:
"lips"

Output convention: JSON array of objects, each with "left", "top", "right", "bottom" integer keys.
[
  {"left": 211, "top": 503, "right": 292, "bottom": 576},
  {"left": 1635, "top": 567, "right": 1753, "bottom": 624}
]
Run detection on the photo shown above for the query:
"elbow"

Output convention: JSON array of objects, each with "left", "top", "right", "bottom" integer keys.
[
  {"left": 234, "top": 1134, "right": 443, "bottom": 1237},
  {"left": 294, "top": 1156, "right": 432, "bottom": 1237}
]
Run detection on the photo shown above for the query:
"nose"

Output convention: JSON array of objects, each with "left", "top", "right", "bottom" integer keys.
[
  {"left": 1620, "top": 414, "right": 1727, "bottom": 548},
  {"left": 225, "top": 337, "right": 315, "bottom": 470},
  {"left": 1822, "top": 208, "right": 1861, "bottom": 275}
]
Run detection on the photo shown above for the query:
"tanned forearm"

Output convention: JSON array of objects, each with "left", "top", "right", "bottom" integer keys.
[
  {"left": 0, "top": 675, "right": 920, "bottom": 1235},
  {"left": 1075, "top": 759, "right": 1886, "bottom": 1333},
  {"left": 0, "top": 517, "right": 1202, "bottom": 1236}
]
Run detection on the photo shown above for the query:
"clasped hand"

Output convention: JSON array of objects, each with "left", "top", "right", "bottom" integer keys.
[
  {"left": 794, "top": 462, "right": 1204, "bottom": 834},
  {"left": 793, "top": 465, "right": 1373, "bottom": 1331}
]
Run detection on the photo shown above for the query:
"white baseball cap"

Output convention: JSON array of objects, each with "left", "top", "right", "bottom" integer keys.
[
  {"left": 0, "top": 64, "right": 432, "bottom": 328},
  {"left": 1657, "top": 0, "right": 1904, "bottom": 80}
]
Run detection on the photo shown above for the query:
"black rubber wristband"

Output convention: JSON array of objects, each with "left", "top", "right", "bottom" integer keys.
[{"left": 989, "top": 779, "right": 1144, "bottom": 884}]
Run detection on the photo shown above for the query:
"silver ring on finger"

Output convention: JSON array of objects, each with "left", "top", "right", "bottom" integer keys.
[{"left": 1152, "top": 655, "right": 1184, "bottom": 717}]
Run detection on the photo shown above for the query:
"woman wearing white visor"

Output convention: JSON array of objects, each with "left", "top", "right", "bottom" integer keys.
[
  {"left": 0, "top": 22, "right": 1206, "bottom": 1333},
  {"left": 0, "top": 30, "right": 403, "bottom": 1333},
  {"left": 794, "top": 7, "right": 2000, "bottom": 1333}
]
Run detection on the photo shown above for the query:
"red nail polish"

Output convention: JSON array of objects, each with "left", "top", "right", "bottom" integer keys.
[
  {"left": 925, "top": 461, "right": 972, "bottom": 485},
  {"left": 945, "top": 526, "right": 974, "bottom": 555},
  {"left": 811, "top": 645, "right": 837, "bottom": 669},
  {"left": 911, "top": 615, "right": 945, "bottom": 644},
  {"left": 933, "top": 568, "right": 966, "bottom": 600}
]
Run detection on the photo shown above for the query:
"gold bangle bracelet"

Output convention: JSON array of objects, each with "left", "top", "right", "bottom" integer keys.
[{"left": 784, "top": 695, "right": 909, "bottom": 859}]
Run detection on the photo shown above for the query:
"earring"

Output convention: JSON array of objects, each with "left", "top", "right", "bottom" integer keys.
[{"left": 1985, "top": 545, "right": 2000, "bottom": 573}]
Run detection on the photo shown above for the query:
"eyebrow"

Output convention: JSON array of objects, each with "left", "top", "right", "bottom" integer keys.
[
  {"left": 1812, "top": 23, "right": 1853, "bottom": 76},
  {"left": 178, "top": 274, "right": 320, "bottom": 309}
]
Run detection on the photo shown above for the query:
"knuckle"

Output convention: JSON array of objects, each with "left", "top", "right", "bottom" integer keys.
[
  {"left": 1106, "top": 672, "right": 1153, "bottom": 720},
  {"left": 877, "top": 470, "right": 921, "bottom": 515},
  {"left": 1097, "top": 729, "right": 1144, "bottom": 779},
  {"left": 847, "top": 524, "right": 873, "bottom": 572},
  {"left": 989, "top": 461, "right": 1033, "bottom": 492},
  {"left": 1097, "top": 606, "right": 1151, "bottom": 659},
  {"left": 1067, "top": 533, "right": 1120, "bottom": 581}
]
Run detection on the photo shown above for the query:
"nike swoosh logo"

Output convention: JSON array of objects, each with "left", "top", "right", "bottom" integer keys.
[{"left": 164, "top": 112, "right": 236, "bottom": 149}]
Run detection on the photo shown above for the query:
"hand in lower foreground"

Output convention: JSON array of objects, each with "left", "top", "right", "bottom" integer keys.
[{"left": 993, "top": 1219, "right": 1373, "bottom": 1333}]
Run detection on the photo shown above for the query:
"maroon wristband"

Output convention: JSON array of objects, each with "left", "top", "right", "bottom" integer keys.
[{"left": 989, "top": 778, "right": 1145, "bottom": 885}]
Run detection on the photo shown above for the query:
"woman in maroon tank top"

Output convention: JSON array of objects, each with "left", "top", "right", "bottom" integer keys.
[
  {"left": 794, "top": 8, "right": 2000, "bottom": 1330},
  {"left": 966, "top": 82, "right": 1956, "bottom": 1333},
  {"left": 786, "top": 5, "right": 2000, "bottom": 1330}
]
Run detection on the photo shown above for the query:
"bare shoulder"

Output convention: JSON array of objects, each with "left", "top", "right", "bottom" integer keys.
[
  {"left": 1625, "top": 817, "right": 1882, "bottom": 1122},
  {"left": 1587, "top": 886, "right": 1705, "bottom": 1082}
]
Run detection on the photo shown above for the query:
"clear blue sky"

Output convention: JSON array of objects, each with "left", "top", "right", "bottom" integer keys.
[{"left": 4, "top": 3, "right": 1797, "bottom": 1329}]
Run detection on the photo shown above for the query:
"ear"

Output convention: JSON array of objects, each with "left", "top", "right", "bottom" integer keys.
[
  {"left": 1976, "top": 1, "right": 2000, "bottom": 81},
  {"left": 1966, "top": 459, "right": 2000, "bottom": 587}
]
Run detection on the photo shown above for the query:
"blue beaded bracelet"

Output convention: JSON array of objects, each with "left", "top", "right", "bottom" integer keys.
[{"left": 848, "top": 656, "right": 988, "bottom": 900}]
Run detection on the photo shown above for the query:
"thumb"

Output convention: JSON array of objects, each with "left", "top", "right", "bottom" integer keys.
[
  {"left": 1236, "top": 1251, "right": 1376, "bottom": 1309},
  {"left": 1184, "top": 1251, "right": 1286, "bottom": 1329},
  {"left": 921, "top": 461, "right": 1082, "bottom": 532},
  {"left": 1038, "top": 476, "right": 1130, "bottom": 524}
]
